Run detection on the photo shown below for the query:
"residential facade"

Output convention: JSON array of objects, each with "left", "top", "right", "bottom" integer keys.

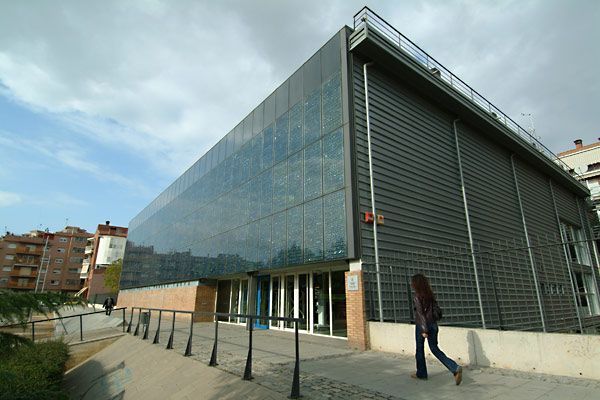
[
  {"left": 82, "top": 222, "right": 128, "bottom": 303},
  {"left": 119, "top": 8, "right": 600, "bottom": 347},
  {"left": 0, "top": 226, "right": 91, "bottom": 293}
]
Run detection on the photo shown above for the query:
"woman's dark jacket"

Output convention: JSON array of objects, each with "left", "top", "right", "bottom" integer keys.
[{"left": 414, "top": 296, "right": 435, "bottom": 333}]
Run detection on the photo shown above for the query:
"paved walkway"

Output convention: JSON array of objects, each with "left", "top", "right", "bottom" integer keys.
[{"left": 66, "top": 312, "right": 600, "bottom": 399}]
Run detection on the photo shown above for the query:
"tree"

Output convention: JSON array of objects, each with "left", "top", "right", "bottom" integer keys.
[
  {"left": 104, "top": 258, "right": 123, "bottom": 293},
  {"left": 0, "top": 290, "right": 84, "bottom": 351}
]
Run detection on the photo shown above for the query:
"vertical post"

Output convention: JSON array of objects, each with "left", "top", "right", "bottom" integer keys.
[
  {"left": 134, "top": 308, "right": 141, "bottom": 336},
  {"left": 31, "top": 322, "right": 35, "bottom": 342},
  {"left": 209, "top": 319, "right": 219, "bottom": 366},
  {"left": 153, "top": 310, "right": 162, "bottom": 344},
  {"left": 551, "top": 181, "right": 583, "bottom": 332},
  {"left": 122, "top": 308, "right": 126, "bottom": 333},
  {"left": 576, "top": 197, "right": 600, "bottom": 302},
  {"left": 363, "top": 61, "right": 384, "bottom": 322},
  {"left": 511, "top": 155, "right": 546, "bottom": 332},
  {"left": 127, "top": 308, "right": 134, "bottom": 333},
  {"left": 453, "top": 119, "right": 486, "bottom": 328},
  {"left": 142, "top": 310, "right": 151, "bottom": 340},
  {"left": 184, "top": 314, "right": 193, "bottom": 356},
  {"left": 290, "top": 319, "right": 301, "bottom": 399},
  {"left": 79, "top": 314, "right": 83, "bottom": 341},
  {"left": 166, "top": 311, "right": 175, "bottom": 350},
  {"left": 243, "top": 317, "right": 253, "bottom": 380},
  {"left": 389, "top": 266, "right": 398, "bottom": 323}
]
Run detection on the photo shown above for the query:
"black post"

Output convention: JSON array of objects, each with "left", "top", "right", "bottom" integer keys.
[
  {"left": 243, "top": 317, "right": 253, "bottom": 380},
  {"left": 184, "top": 314, "right": 193, "bottom": 356},
  {"left": 290, "top": 319, "right": 301, "bottom": 399},
  {"left": 122, "top": 308, "right": 126, "bottom": 333},
  {"left": 134, "top": 308, "right": 141, "bottom": 336},
  {"left": 127, "top": 308, "right": 134, "bottom": 333},
  {"left": 153, "top": 310, "right": 162, "bottom": 344},
  {"left": 79, "top": 314, "right": 83, "bottom": 342},
  {"left": 142, "top": 310, "right": 151, "bottom": 340},
  {"left": 166, "top": 311, "right": 175, "bottom": 350},
  {"left": 31, "top": 322, "right": 35, "bottom": 342},
  {"left": 209, "top": 319, "right": 219, "bottom": 366}
]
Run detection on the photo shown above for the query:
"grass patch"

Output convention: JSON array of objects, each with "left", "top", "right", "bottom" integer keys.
[{"left": 0, "top": 340, "right": 69, "bottom": 400}]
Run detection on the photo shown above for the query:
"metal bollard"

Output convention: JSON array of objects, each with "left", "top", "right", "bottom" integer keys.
[
  {"left": 127, "top": 308, "right": 134, "bottom": 333},
  {"left": 122, "top": 308, "right": 126, "bottom": 333},
  {"left": 166, "top": 311, "right": 175, "bottom": 350},
  {"left": 79, "top": 314, "right": 84, "bottom": 342},
  {"left": 290, "top": 320, "right": 301, "bottom": 399},
  {"left": 142, "top": 310, "right": 151, "bottom": 340},
  {"left": 31, "top": 322, "right": 35, "bottom": 342},
  {"left": 209, "top": 319, "right": 219, "bottom": 366},
  {"left": 134, "top": 308, "right": 141, "bottom": 336},
  {"left": 243, "top": 317, "right": 253, "bottom": 380},
  {"left": 153, "top": 310, "right": 162, "bottom": 344},
  {"left": 184, "top": 314, "right": 193, "bottom": 356}
]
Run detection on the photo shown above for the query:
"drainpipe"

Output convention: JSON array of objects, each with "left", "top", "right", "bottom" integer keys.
[
  {"left": 363, "top": 61, "right": 384, "bottom": 322},
  {"left": 452, "top": 119, "right": 486, "bottom": 328},
  {"left": 510, "top": 154, "right": 546, "bottom": 332}
]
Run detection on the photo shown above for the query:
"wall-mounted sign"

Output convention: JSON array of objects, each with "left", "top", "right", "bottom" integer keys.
[{"left": 347, "top": 275, "right": 359, "bottom": 291}]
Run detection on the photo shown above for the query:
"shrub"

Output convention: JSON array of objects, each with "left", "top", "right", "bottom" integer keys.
[{"left": 0, "top": 340, "right": 69, "bottom": 400}]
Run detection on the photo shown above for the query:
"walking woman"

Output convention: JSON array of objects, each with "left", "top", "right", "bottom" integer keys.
[{"left": 411, "top": 273, "right": 462, "bottom": 385}]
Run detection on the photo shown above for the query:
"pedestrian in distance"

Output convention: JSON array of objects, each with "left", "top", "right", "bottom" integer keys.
[
  {"left": 103, "top": 296, "right": 115, "bottom": 316},
  {"left": 411, "top": 273, "right": 462, "bottom": 385}
]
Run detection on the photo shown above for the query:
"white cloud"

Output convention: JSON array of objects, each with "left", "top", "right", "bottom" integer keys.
[{"left": 0, "top": 191, "right": 22, "bottom": 207}]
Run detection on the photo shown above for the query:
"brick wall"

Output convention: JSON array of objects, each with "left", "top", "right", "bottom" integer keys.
[
  {"left": 345, "top": 270, "right": 369, "bottom": 350},
  {"left": 118, "top": 283, "right": 216, "bottom": 322}
]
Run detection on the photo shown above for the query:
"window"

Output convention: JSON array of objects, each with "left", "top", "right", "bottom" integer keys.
[
  {"left": 0, "top": 278, "right": 8, "bottom": 284},
  {"left": 65, "top": 279, "right": 78, "bottom": 286},
  {"left": 2, "top": 266, "right": 12, "bottom": 272},
  {"left": 26, "top": 245, "right": 36, "bottom": 251},
  {"left": 57, "top": 248, "right": 65, "bottom": 253},
  {"left": 74, "top": 237, "right": 86, "bottom": 243},
  {"left": 68, "top": 268, "right": 80, "bottom": 274},
  {"left": 7, "top": 243, "right": 16, "bottom": 249},
  {"left": 18, "top": 278, "right": 29, "bottom": 287},
  {"left": 55, "top": 258, "right": 64, "bottom": 264},
  {"left": 50, "top": 280, "right": 60, "bottom": 286},
  {"left": 58, "top": 237, "right": 68, "bottom": 243},
  {"left": 574, "top": 271, "right": 600, "bottom": 316},
  {"left": 69, "top": 257, "right": 83, "bottom": 263},
  {"left": 560, "top": 223, "right": 592, "bottom": 265},
  {"left": 52, "top": 269, "right": 61, "bottom": 274},
  {"left": 4, "top": 255, "right": 14, "bottom": 260},
  {"left": 72, "top": 247, "right": 85, "bottom": 253}
]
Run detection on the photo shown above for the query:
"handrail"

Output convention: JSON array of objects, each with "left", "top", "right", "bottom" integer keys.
[
  {"left": 0, "top": 307, "right": 128, "bottom": 342},
  {"left": 128, "top": 306, "right": 302, "bottom": 398},
  {"left": 352, "top": 6, "right": 580, "bottom": 179}
]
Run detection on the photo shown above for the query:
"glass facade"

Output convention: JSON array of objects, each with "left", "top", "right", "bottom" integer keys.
[{"left": 122, "top": 33, "right": 348, "bottom": 289}]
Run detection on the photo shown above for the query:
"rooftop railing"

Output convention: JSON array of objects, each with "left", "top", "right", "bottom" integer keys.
[{"left": 353, "top": 6, "right": 579, "bottom": 179}]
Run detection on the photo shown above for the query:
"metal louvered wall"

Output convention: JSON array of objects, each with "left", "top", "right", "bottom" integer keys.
[{"left": 351, "top": 54, "right": 593, "bottom": 332}]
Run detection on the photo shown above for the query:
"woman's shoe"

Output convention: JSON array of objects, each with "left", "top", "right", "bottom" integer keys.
[{"left": 454, "top": 366, "right": 463, "bottom": 385}]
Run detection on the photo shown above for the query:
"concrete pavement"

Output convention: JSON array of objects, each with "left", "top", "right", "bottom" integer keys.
[{"left": 65, "top": 315, "right": 600, "bottom": 399}]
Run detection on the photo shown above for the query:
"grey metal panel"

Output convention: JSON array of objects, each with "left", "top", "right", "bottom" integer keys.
[{"left": 554, "top": 182, "right": 581, "bottom": 225}]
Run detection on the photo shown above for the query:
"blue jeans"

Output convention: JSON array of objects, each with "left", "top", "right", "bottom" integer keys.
[{"left": 415, "top": 323, "right": 459, "bottom": 378}]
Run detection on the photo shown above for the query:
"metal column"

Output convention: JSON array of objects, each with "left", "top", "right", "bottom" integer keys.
[
  {"left": 363, "top": 61, "right": 384, "bottom": 322},
  {"left": 510, "top": 155, "right": 546, "bottom": 332},
  {"left": 549, "top": 180, "right": 583, "bottom": 332},
  {"left": 452, "top": 119, "right": 486, "bottom": 328},
  {"left": 576, "top": 197, "right": 600, "bottom": 305}
]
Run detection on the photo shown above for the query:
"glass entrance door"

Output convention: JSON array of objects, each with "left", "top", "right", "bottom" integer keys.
[{"left": 255, "top": 275, "right": 270, "bottom": 329}]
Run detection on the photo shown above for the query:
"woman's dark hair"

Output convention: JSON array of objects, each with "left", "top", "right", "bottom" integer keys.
[{"left": 411, "top": 273, "right": 435, "bottom": 302}]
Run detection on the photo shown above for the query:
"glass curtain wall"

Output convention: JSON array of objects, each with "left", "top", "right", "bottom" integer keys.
[{"left": 122, "top": 33, "right": 348, "bottom": 289}]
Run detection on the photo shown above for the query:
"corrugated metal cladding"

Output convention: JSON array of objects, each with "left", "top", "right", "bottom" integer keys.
[{"left": 351, "top": 52, "right": 586, "bottom": 331}]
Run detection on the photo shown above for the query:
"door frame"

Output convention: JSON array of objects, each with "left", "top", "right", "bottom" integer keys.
[{"left": 255, "top": 275, "right": 270, "bottom": 329}]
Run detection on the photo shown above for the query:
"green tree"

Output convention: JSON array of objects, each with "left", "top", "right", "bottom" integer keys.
[
  {"left": 104, "top": 258, "right": 123, "bottom": 293},
  {"left": 0, "top": 290, "right": 84, "bottom": 351}
]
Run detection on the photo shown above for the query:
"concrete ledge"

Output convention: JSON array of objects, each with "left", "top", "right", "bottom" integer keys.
[{"left": 369, "top": 322, "right": 600, "bottom": 380}]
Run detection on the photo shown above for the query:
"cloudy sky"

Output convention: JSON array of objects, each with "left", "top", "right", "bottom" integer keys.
[{"left": 0, "top": 0, "right": 598, "bottom": 235}]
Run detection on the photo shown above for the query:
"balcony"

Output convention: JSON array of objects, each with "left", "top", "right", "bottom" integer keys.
[
  {"left": 9, "top": 269, "right": 38, "bottom": 278},
  {"left": 85, "top": 245, "right": 93, "bottom": 254},
  {"left": 7, "top": 279, "right": 36, "bottom": 290}
]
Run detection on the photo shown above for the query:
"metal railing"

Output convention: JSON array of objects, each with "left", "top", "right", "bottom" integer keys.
[
  {"left": 352, "top": 6, "right": 578, "bottom": 178},
  {"left": 0, "top": 307, "right": 127, "bottom": 342},
  {"left": 128, "top": 307, "right": 303, "bottom": 399}
]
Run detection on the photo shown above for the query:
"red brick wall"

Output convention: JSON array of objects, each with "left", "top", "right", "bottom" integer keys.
[
  {"left": 118, "top": 283, "right": 216, "bottom": 322},
  {"left": 345, "top": 270, "right": 369, "bottom": 350}
]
